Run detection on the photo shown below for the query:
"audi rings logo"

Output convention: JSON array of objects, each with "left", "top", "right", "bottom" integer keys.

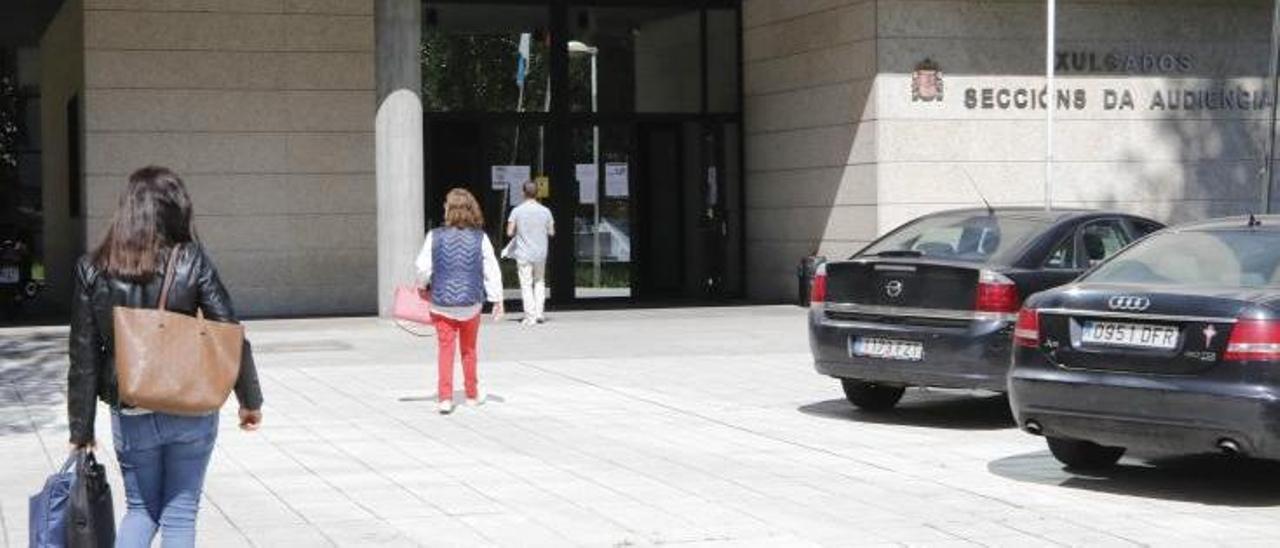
[
  {"left": 1108, "top": 296, "right": 1150, "bottom": 311},
  {"left": 885, "top": 280, "right": 904, "bottom": 298}
]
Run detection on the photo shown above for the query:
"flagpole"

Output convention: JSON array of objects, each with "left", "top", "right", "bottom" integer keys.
[
  {"left": 1044, "top": 0, "right": 1056, "bottom": 212},
  {"left": 1264, "top": 0, "right": 1280, "bottom": 213},
  {"left": 502, "top": 82, "right": 524, "bottom": 253},
  {"left": 511, "top": 86, "right": 525, "bottom": 165},
  {"left": 511, "top": 33, "right": 530, "bottom": 166},
  {"left": 538, "top": 74, "right": 550, "bottom": 174},
  {"left": 505, "top": 34, "right": 532, "bottom": 255}
]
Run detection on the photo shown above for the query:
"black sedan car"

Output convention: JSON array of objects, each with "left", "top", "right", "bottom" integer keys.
[
  {"left": 1010, "top": 215, "right": 1280, "bottom": 468},
  {"left": 809, "top": 207, "right": 1162, "bottom": 411}
]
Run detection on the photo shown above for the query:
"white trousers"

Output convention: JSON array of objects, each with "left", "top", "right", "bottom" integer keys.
[{"left": 517, "top": 260, "right": 546, "bottom": 320}]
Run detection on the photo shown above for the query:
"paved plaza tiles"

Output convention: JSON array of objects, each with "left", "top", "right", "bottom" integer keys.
[{"left": 3, "top": 306, "right": 1280, "bottom": 547}]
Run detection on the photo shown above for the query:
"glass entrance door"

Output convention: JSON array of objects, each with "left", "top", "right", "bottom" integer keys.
[
  {"left": 423, "top": 0, "right": 744, "bottom": 304},
  {"left": 427, "top": 119, "right": 553, "bottom": 300},
  {"left": 570, "top": 121, "right": 740, "bottom": 301},
  {"left": 572, "top": 124, "right": 633, "bottom": 299},
  {"left": 635, "top": 123, "right": 683, "bottom": 299},
  {"left": 631, "top": 122, "right": 740, "bottom": 300},
  {"left": 701, "top": 121, "right": 743, "bottom": 298}
]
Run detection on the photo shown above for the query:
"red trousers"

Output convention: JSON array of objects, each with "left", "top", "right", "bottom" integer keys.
[{"left": 431, "top": 313, "right": 480, "bottom": 401}]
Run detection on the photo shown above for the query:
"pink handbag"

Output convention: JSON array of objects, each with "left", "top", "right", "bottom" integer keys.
[{"left": 392, "top": 286, "right": 433, "bottom": 335}]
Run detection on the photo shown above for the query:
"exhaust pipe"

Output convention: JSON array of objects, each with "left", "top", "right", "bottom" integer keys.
[
  {"left": 1217, "top": 438, "right": 1241, "bottom": 456},
  {"left": 1024, "top": 420, "right": 1043, "bottom": 435}
]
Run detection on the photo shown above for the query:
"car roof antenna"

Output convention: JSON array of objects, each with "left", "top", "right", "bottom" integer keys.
[{"left": 959, "top": 168, "right": 995, "bottom": 216}]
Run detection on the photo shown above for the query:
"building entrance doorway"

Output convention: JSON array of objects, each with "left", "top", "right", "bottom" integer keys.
[
  {"left": 422, "top": 0, "right": 742, "bottom": 305},
  {"left": 635, "top": 123, "right": 682, "bottom": 298},
  {"left": 633, "top": 122, "right": 741, "bottom": 300}
]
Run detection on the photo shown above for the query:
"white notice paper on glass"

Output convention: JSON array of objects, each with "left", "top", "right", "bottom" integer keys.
[
  {"left": 706, "top": 166, "right": 718, "bottom": 207},
  {"left": 604, "top": 162, "right": 629, "bottom": 197},
  {"left": 491, "top": 165, "right": 531, "bottom": 191},
  {"left": 576, "top": 164, "right": 598, "bottom": 204},
  {"left": 509, "top": 180, "right": 525, "bottom": 208}
]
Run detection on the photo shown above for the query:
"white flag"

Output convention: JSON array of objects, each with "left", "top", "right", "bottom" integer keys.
[{"left": 516, "top": 33, "right": 531, "bottom": 87}]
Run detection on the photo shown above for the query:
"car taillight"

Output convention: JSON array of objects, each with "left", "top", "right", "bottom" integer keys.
[
  {"left": 1224, "top": 319, "right": 1280, "bottom": 361},
  {"left": 1013, "top": 307, "right": 1040, "bottom": 348},
  {"left": 975, "top": 270, "right": 1020, "bottom": 315},
  {"left": 809, "top": 266, "right": 827, "bottom": 305}
]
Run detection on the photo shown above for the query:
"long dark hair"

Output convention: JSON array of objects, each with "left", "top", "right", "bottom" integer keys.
[{"left": 92, "top": 166, "right": 197, "bottom": 282}]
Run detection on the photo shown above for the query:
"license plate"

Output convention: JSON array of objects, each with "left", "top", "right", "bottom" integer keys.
[
  {"left": 1081, "top": 321, "right": 1179, "bottom": 350},
  {"left": 850, "top": 337, "right": 923, "bottom": 361},
  {"left": 0, "top": 266, "right": 18, "bottom": 284}
]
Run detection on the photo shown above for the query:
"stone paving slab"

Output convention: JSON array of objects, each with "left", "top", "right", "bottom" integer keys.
[{"left": 4, "top": 306, "right": 1280, "bottom": 546}]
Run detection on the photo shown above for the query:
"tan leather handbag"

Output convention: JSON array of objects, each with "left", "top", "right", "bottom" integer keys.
[{"left": 113, "top": 246, "right": 243, "bottom": 415}]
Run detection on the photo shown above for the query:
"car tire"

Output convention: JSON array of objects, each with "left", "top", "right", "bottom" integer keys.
[
  {"left": 1046, "top": 437, "right": 1125, "bottom": 470},
  {"left": 840, "top": 379, "right": 905, "bottom": 412}
]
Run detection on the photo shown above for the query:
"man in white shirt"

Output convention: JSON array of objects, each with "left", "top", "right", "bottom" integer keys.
[{"left": 506, "top": 180, "right": 554, "bottom": 325}]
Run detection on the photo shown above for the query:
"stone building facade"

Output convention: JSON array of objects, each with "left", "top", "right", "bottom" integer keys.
[
  {"left": 38, "top": 0, "right": 377, "bottom": 316},
  {"left": 743, "top": 0, "right": 1272, "bottom": 299},
  {"left": 8, "top": 0, "right": 1276, "bottom": 317}
]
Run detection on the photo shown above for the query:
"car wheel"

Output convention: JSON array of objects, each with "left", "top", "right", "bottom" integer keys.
[
  {"left": 1046, "top": 437, "right": 1125, "bottom": 470},
  {"left": 840, "top": 379, "right": 905, "bottom": 412}
]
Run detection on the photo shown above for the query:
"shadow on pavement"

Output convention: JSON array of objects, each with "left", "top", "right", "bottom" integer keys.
[
  {"left": 398, "top": 393, "right": 508, "bottom": 404},
  {"left": 988, "top": 450, "right": 1280, "bottom": 507},
  {"left": 0, "top": 330, "right": 68, "bottom": 436},
  {"left": 797, "top": 390, "right": 1014, "bottom": 431}
]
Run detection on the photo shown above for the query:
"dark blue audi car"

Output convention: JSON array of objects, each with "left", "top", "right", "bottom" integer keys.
[
  {"left": 809, "top": 207, "right": 1161, "bottom": 411},
  {"left": 1011, "top": 215, "right": 1280, "bottom": 468}
]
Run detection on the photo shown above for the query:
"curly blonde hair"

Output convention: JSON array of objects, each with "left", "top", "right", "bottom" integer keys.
[{"left": 443, "top": 188, "right": 484, "bottom": 229}]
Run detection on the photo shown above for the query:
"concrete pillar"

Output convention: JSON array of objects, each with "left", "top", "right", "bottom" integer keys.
[
  {"left": 375, "top": 0, "right": 425, "bottom": 317},
  {"left": 39, "top": 0, "right": 85, "bottom": 316}
]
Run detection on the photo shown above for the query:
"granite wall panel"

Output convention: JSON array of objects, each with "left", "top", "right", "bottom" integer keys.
[{"left": 82, "top": 1, "right": 376, "bottom": 316}]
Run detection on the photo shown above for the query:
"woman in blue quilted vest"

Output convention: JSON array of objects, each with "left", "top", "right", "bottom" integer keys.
[{"left": 415, "top": 188, "right": 505, "bottom": 414}]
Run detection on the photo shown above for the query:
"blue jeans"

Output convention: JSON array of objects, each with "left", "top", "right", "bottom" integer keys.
[{"left": 111, "top": 411, "right": 218, "bottom": 548}]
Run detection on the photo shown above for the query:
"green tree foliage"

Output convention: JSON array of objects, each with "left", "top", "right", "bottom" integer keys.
[
  {"left": 0, "top": 75, "right": 17, "bottom": 172},
  {"left": 421, "top": 33, "right": 550, "bottom": 113},
  {"left": 0, "top": 73, "right": 20, "bottom": 224},
  {"left": 419, "top": 32, "right": 594, "bottom": 114}
]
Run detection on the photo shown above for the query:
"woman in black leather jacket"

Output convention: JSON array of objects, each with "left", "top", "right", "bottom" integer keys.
[{"left": 68, "top": 166, "right": 263, "bottom": 547}]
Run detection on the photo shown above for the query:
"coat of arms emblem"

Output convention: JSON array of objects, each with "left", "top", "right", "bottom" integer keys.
[{"left": 911, "top": 58, "right": 943, "bottom": 102}]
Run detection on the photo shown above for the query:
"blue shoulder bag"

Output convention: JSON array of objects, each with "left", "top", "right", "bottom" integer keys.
[
  {"left": 29, "top": 450, "right": 115, "bottom": 547},
  {"left": 28, "top": 453, "right": 75, "bottom": 547}
]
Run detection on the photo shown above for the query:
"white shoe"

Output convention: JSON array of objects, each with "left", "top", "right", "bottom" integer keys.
[
  {"left": 467, "top": 388, "right": 487, "bottom": 407},
  {"left": 521, "top": 317, "right": 536, "bottom": 326},
  {"left": 437, "top": 399, "right": 454, "bottom": 414}
]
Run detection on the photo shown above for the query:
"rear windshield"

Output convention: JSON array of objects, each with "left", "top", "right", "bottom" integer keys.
[
  {"left": 857, "top": 214, "right": 1046, "bottom": 263},
  {"left": 1084, "top": 230, "right": 1280, "bottom": 287}
]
